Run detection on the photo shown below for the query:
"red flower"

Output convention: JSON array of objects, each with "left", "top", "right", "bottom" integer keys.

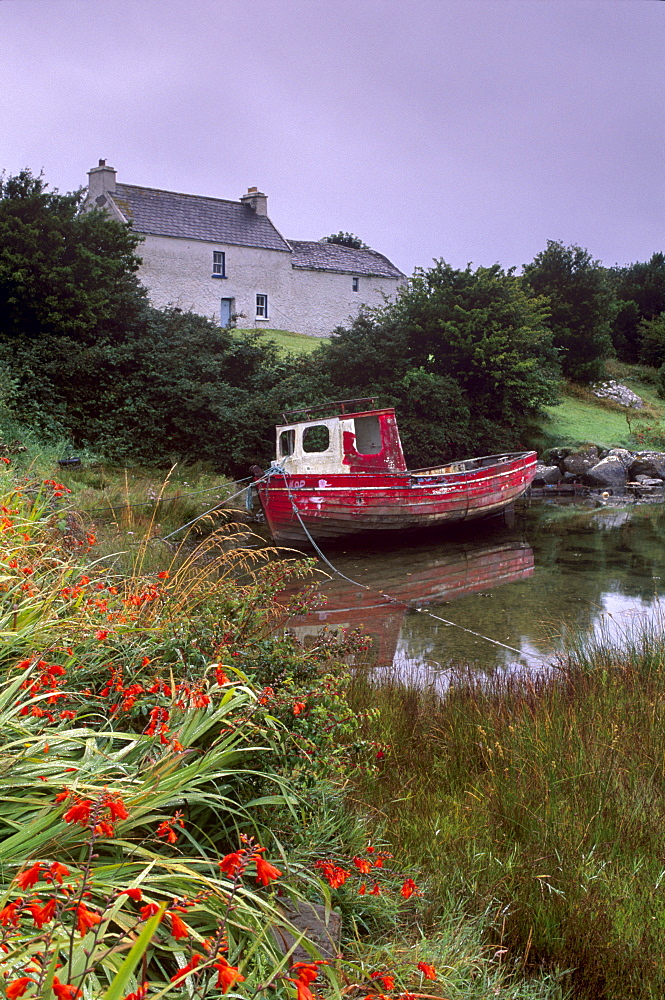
[
  {"left": 214, "top": 957, "right": 245, "bottom": 994},
  {"left": 75, "top": 902, "right": 101, "bottom": 936},
  {"left": 121, "top": 887, "right": 143, "bottom": 901},
  {"left": 170, "top": 953, "right": 202, "bottom": 982},
  {"left": 353, "top": 857, "right": 372, "bottom": 874},
  {"left": 49, "top": 861, "right": 70, "bottom": 884},
  {"left": 6, "top": 978, "right": 34, "bottom": 999},
  {"left": 106, "top": 796, "right": 129, "bottom": 821},
  {"left": 140, "top": 902, "right": 160, "bottom": 920},
  {"left": 400, "top": 878, "right": 418, "bottom": 899},
  {"left": 255, "top": 849, "right": 282, "bottom": 886},
  {"left": 0, "top": 900, "right": 22, "bottom": 926},
  {"left": 95, "top": 630, "right": 108, "bottom": 641},
  {"left": 219, "top": 851, "right": 245, "bottom": 877},
  {"left": 371, "top": 971, "right": 395, "bottom": 990},
  {"left": 293, "top": 700, "right": 306, "bottom": 715},
  {"left": 369, "top": 883, "right": 381, "bottom": 896},
  {"left": 15, "top": 863, "right": 42, "bottom": 889},
  {"left": 157, "top": 571, "right": 169, "bottom": 579},
  {"left": 169, "top": 912, "right": 189, "bottom": 940},
  {"left": 63, "top": 798, "right": 92, "bottom": 826},
  {"left": 315, "top": 860, "right": 350, "bottom": 888},
  {"left": 417, "top": 962, "right": 436, "bottom": 980},
  {"left": 27, "top": 897, "right": 56, "bottom": 928},
  {"left": 52, "top": 977, "right": 82, "bottom": 1000},
  {"left": 291, "top": 963, "right": 320, "bottom": 1000}
]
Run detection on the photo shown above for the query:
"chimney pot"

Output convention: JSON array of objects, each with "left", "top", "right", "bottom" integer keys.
[{"left": 240, "top": 187, "right": 268, "bottom": 216}]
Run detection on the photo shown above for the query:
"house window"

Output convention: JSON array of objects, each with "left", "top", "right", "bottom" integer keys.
[
  {"left": 212, "top": 251, "right": 226, "bottom": 277},
  {"left": 256, "top": 293, "right": 268, "bottom": 319},
  {"left": 352, "top": 276, "right": 359, "bottom": 292}
]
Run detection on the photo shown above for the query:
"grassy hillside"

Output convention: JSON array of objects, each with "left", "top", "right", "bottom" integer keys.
[{"left": 535, "top": 361, "right": 665, "bottom": 453}]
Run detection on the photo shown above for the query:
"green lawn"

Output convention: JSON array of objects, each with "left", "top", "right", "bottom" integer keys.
[
  {"left": 233, "top": 327, "right": 329, "bottom": 354},
  {"left": 538, "top": 362, "right": 665, "bottom": 451}
]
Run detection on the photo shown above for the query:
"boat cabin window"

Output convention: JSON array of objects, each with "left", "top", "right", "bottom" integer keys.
[
  {"left": 354, "top": 415, "right": 382, "bottom": 454},
  {"left": 279, "top": 429, "right": 295, "bottom": 457},
  {"left": 302, "top": 424, "right": 330, "bottom": 453}
]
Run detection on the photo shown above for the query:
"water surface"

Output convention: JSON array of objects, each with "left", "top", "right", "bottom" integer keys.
[{"left": 286, "top": 498, "right": 665, "bottom": 678}]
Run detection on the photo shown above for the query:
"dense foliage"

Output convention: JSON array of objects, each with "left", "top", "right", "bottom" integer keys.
[
  {"left": 321, "top": 232, "right": 370, "bottom": 249},
  {"left": 608, "top": 252, "right": 665, "bottom": 364},
  {"left": 0, "top": 169, "right": 145, "bottom": 344},
  {"left": 522, "top": 240, "right": 614, "bottom": 383},
  {"left": 282, "top": 260, "right": 560, "bottom": 465}
]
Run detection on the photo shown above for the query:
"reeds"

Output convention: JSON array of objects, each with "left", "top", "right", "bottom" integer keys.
[{"left": 351, "top": 621, "right": 665, "bottom": 999}]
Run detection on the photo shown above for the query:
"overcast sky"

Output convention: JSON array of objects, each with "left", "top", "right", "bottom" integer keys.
[{"left": 1, "top": 0, "right": 662, "bottom": 276}]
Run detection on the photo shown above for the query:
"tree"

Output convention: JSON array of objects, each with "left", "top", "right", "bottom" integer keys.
[
  {"left": 286, "top": 260, "right": 559, "bottom": 464},
  {"left": 522, "top": 241, "right": 614, "bottom": 383},
  {"left": 321, "top": 232, "right": 369, "bottom": 249},
  {"left": 0, "top": 169, "right": 146, "bottom": 344},
  {"left": 608, "top": 253, "right": 665, "bottom": 362}
]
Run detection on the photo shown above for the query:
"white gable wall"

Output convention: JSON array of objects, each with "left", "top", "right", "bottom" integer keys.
[{"left": 137, "top": 234, "right": 403, "bottom": 336}]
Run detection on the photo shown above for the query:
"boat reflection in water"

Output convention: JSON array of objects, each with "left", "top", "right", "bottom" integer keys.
[{"left": 285, "top": 535, "right": 534, "bottom": 670}]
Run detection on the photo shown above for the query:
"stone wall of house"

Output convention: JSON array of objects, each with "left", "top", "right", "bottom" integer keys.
[{"left": 136, "top": 234, "right": 403, "bottom": 336}]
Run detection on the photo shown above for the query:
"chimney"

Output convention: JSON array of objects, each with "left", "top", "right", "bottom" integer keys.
[
  {"left": 240, "top": 186, "right": 268, "bottom": 216},
  {"left": 87, "top": 159, "right": 117, "bottom": 205}
]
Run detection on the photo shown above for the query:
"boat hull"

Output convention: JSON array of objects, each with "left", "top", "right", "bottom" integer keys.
[{"left": 255, "top": 451, "right": 537, "bottom": 544}]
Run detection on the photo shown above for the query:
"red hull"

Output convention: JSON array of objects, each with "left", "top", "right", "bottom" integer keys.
[{"left": 256, "top": 452, "right": 537, "bottom": 544}]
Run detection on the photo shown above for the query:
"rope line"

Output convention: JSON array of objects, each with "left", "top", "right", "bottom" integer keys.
[
  {"left": 279, "top": 474, "right": 549, "bottom": 662},
  {"left": 161, "top": 475, "right": 270, "bottom": 540}
]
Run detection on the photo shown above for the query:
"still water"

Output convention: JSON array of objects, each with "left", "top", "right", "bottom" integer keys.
[{"left": 286, "top": 498, "right": 665, "bottom": 679}]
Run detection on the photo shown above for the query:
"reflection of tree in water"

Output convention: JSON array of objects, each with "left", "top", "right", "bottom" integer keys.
[{"left": 396, "top": 502, "right": 665, "bottom": 672}]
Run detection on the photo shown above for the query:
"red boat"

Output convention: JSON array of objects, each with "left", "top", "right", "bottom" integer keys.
[{"left": 252, "top": 399, "right": 537, "bottom": 545}]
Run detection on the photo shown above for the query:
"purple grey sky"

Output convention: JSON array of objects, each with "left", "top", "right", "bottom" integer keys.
[{"left": 1, "top": 0, "right": 663, "bottom": 277}]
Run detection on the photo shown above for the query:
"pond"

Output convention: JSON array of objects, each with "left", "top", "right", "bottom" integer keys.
[{"left": 285, "top": 497, "right": 665, "bottom": 681}]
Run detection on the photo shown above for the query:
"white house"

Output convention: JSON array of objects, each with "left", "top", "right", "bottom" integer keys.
[{"left": 84, "top": 161, "right": 406, "bottom": 337}]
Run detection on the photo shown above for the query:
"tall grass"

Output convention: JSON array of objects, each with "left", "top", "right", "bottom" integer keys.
[{"left": 350, "top": 620, "right": 665, "bottom": 999}]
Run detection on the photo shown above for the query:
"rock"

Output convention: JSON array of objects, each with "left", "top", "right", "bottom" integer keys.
[
  {"left": 533, "top": 464, "right": 563, "bottom": 485},
  {"left": 561, "top": 472, "right": 581, "bottom": 484},
  {"left": 563, "top": 446, "right": 600, "bottom": 476},
  {"left": 633, "top": 475, "right": 665, "bottom": 486},
  {"left": 605, "top": 448, "right": 634, "bottom": 468},
  {"left": 592, "top": 380, "right": 644, "bottom": 408},
  {"left": 583, "top": 456, "right": 627, "bottom": 488},
  {"left": 273, "top": 900, "right": 341, "bottom": 962},
  {"left": 628, "top": 452, "right": 665, "bottom": 480},
  {"left": 541, "top": 447, "right": 572, "bottom": 469}
]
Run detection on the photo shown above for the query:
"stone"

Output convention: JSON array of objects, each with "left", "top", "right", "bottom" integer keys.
[
  {"left": 628, "top": 452, "right": 665, "bottom": 481},
  {"left": 633, "top": 476, "right": 665, "bottom": 486},
  {"left": 591, "top": 380, "right": 644, "bottom": 408},
  {"left": 533, "top": 464, "right": 562, "bottom": 485},
  {"left": 273, "top": 900, "right": 341, "bottom": 963},
  {"left": 582, "top": 456, "right": 627, "bottom": 488},
  {"left": 605, "top": 448, "right": 634, "bottom": 468},
  {"left": 541, "top": 447, "right": 572, "bottom": 468},
  {"left": 563, "top": 446, "right": 600, "bottom": 476}
]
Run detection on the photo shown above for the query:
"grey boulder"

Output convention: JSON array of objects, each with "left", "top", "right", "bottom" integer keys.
[{"left": 582, "top": 456, "right": 627, "bottom": 488}]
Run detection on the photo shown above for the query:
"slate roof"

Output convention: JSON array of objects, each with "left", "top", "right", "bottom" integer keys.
[
  {"left": 110, "top": 184, "right": 291, "bottom": 252},
  {"left": 289, "top": 240, "right": 405, "bottom": 279}
]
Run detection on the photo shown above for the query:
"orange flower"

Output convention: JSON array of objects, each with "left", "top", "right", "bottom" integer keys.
[
  {"left": 371, "top": 971, "right": 395, "bottom": 990},
  {"left": 169, "top": 912, "right": 189, "bottom": 940},
  {"left": 106, "top": 796, "right": 129, "bottom": 821},
  {"left": 353, "top": 857, "right": 372, "bottom": 874},
  {"left": 0, "top": 900, "right": 22, "bottom": 926},
  {"left": 140, "top": 902, "right": 160, "bottom": 920},
  {"left": 52, "top": 976, "right": 82, "bottom": 999},
  {"left": 121, "top": 887, "right": 143, "bottom": 902},
  {"left": 369, "top": 883, "right": 381, "bottom": 896},
  {"left": 75, "top": 902, "right": 101, "bottom": 936},
  {"left": 63, "top": 798, "right": 92, "bottom": 826},
  {"left": 27, "top": 897, "right": 56, "bottom": 928},
  {"left": 6, "top": 978, "right": 34, "bottom": 999},
  {"left": 293, "top": 701, "right": 306, "bottom": 715},
  {"left": 400, "top": 878, "right": 418, "bottom": 899},
  {"left": 417, "top": 962, "right": 436, "bottom": 980},
  {"left": 290, "top": 963, "right": 320, "bottom": 1000},
  {"left": 255, "top": 849, "right": 282, "bottom": 886},
  {"left": 15, "top": 863, "right": 42, "bottom": 889},
  {"left": 214, "top": 956, "right": 245, "bottom": 993},
  {"left": 219, "top": 851, "right": 245, "bottom": 877},
  {"left": 170, "top": 953, "right": 202, "bottom": 981},
  {"left": 49, "top": 861, "right": 70, "bottom": 884}
]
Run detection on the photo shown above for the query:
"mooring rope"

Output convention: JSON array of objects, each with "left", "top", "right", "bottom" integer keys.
[{"left": 279, "top": 475, "right": 549, "bottom": 662}]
